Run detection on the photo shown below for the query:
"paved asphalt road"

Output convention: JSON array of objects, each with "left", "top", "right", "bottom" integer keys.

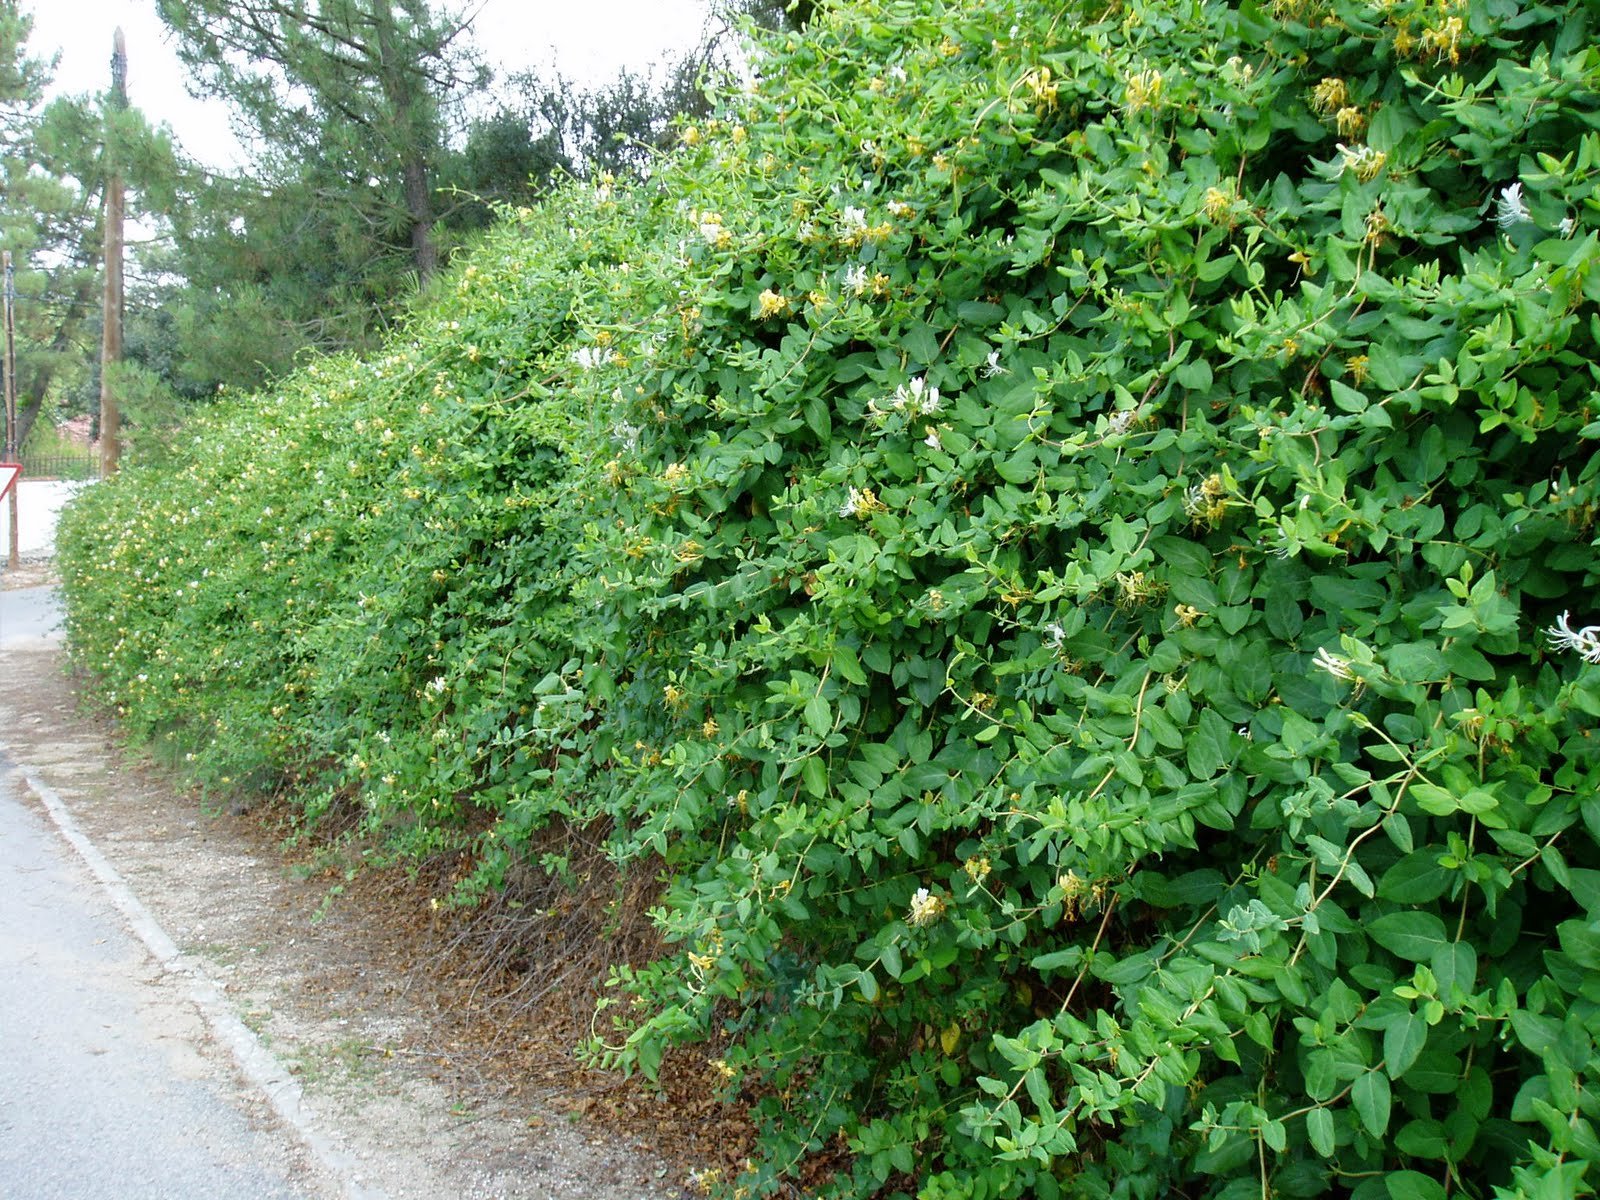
[
  {"left": 0, "top": 757, "right": 325, "bottom": 1200},
  {"left": 0, "top": 587, "right": 326, "bottom": 1198},
  {"left": 0, "top": 584, "right": 62, "bottom": 650}
]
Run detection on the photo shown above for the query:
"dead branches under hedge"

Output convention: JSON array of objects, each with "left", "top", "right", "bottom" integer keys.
[{"left": 431, "top": 818, "right": 665, "bottom": 1048}]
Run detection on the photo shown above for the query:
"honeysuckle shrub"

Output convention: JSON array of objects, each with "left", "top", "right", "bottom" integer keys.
[
  {"left": 54, "top": 181, "right": 645, "bottom": 841},
  {"left": 56, "top": 0, "right": 1600, "bottom": 1196}
]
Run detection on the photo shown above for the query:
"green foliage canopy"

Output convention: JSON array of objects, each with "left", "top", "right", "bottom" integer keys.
[{"left": 59, "top": 0, "right": 1600, "bottom": 1197}]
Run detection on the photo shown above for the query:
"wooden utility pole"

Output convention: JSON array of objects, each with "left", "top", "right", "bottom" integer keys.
[
  {"left": 99, "top": 27, "right": 126, "bottom": 478},
  {"left": 4, "top": 251, "right": 18, "bottom": 569}
]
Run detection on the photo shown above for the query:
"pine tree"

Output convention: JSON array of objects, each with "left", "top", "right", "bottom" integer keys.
[
  {"left": 156, "top": 0, "right": 487, "bottom": 291},
  {"left": 0, "top": 1, "right": 114, "bottom": 454}
]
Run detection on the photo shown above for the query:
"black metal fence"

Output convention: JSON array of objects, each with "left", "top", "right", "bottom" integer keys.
[{"left": 19, "top": 451, "right": 99, "bottom": 481}]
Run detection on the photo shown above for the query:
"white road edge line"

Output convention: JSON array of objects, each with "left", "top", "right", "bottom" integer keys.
[{"left": 9, "top": 755, "right": 390, "bottom": 1200}]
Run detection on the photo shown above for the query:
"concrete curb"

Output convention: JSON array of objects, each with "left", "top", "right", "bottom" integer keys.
[{"left": 8, "top": 754, "right": 389, "bottom": 1200}]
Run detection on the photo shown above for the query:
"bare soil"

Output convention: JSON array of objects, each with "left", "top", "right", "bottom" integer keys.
[{"left": 0, "top": 641, "right": 753, "bottom": 1199}]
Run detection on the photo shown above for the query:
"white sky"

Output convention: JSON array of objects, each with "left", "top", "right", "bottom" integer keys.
[{"left": 24, "top": 0, "right": 714, "bottom": 169}]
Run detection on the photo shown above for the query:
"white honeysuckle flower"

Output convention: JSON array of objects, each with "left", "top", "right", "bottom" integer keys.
[
  {"left": 907, "top": 887, "right": 946, "bottom": 926},
  {"left": 982, "top": 350, "right": 1009, "bottom": 378},
  {"left": 840, "top": 487, "right": 865, "bottom": 518},
  {"left": 1106, "top": 408, "right": 1138, "bottom": 436},
  {"left": 1560, "top": 215, "right": 1577, "bottom": 237},
  {"left": 844, "top": 264, "right": 870, "bottom": 296},
  {"left": 1547, "top": 612, "right": 1600, "bottom": 664},
  {"left": 1043, "top": 621, "right": 1066, "bottom": 648},
  {"left": 894, "top": 376, "right": 941, "bottom": 417},
  {"left": 1312, "top": 646, "right": 1355, "bottom": 681},
  {"left": 1335, "top": 142, "right": 1385, "bottom": 180},
  {"left": 924, "top": 429, "right": 941, "bottom": 450},
  {"left": 1496, "top": 182, "right": 1531, "bottom": 232}
]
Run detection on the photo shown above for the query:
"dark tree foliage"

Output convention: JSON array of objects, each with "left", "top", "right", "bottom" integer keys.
[
  {"left": 136, "top": 0, "right": 809, "bottom": 405},
  {"left": 156, "top": 0, "right": 487, "bottom": 287},
  {"left": 437, "top": 70, "right": 674, "bottom": 238}
]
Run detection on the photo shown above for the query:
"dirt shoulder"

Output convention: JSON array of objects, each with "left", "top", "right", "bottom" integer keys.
[
  {"left": 0, "top": 641, "right": 734, "bottom": 1200},
  {"left": 1, "top": 557, "right": 57, "bottom": 590}
]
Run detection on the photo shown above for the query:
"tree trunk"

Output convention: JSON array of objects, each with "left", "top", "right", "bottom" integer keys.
[
  {"left": 402, "top": 157, "right": 437, "bottom": 283},
  {"left": 99, "top": 170, "right": 123, "bottom": 477},
  {"left": 100, "top": 28, "right": 127, "bottom": 477},
  {"left": 374, "top": 8, "right": 438, "bottom": 286}
]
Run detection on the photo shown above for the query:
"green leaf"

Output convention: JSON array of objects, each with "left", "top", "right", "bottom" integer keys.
[
  {"left": 1367, "top": 912, "right": 1452, "bottom": 960},
  {"left": 1431, "top": 940, "right": 1477, "bottom": 1000},
  {"left": 904, "top": 323, "right": 941, "bottom": 364},
  {"left": 1395, "top": 1118, "right": 1448, "bottom": 1159},
  {"left": 1386, "top": 642, "right": 1446, "bottom": 683},
  {"left": 994, "top": 448, "right": 1037, "bottom": 484},
  {"left": 1030, "top": 946, "right": 1083, "bottom": 974},
  {"left": 1385, "top": 1171, "right": 1446, "bottom": 1200},
  {"left": 804, "top": 395, "right": 832, "bottom": 439},
  {"left": 1556, "top": 919, "right": 1600, "bottom": 969},
  {"left": 1352, "top": 1070, "right": 1392, "bottom": 1138},
  {"left": 956, "top": 300, "right": 1006, "bottom": 326},
  {"left": 637, "top": 1033, "right": 663, "bottom": 1081},
  {"left": 804, "top": 695, "right": 832, "bottom": 738},
  {"left": 1411, "top": 782, "right": 1500, "bottom": 820},
  {"left": 801, "top": 755, "right": 828, "bottom": 798},
  {"left": 1383, "top": 1012, "right": 1428, "bottom": 1079},
  {"left": 1304, "top": 1050, "right": 1339, "bottom": 1101},
  {"left": 1134, "top": 869, "right": 1224, "bottom": 907},
  {"left": 857, "top": 966, "right": 879, "bottom": 1003},
  {"left": 1260, "top": 1118, "right": 1287, "bottom": 1152},
  {"left": 1186, "top": 709, "right": 1233, "bottom": 780},
  {"left": 1378, "top": 851, "right": 1454, "bottom": 904},
  {"left": 1173, "top": 359, "right": 1213, "bottom": 390},
  {"left": 1541, "top": 843, "right": 1572, "bottom": 889},
  {"left": 1329, "top": 379, "right": 1368, "bottom": 413},
  {"left": 1510, "top": 1009, "right": 1560, "bottom": 1056},
  {"left": 832, "top": 645, "right": 868, "bottom": 686},
  {"left": 1568, "top": 868, "right": 1600, "bottom": 914},
  {"left": 1232, "top": 641, "right": 1273, "bottom": 703},
  {"left": 1306, "top": 1107, "right": 1336, "bottom": 1158}
]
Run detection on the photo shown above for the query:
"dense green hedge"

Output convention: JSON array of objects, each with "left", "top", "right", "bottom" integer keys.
[{"left": 59, "top": 0, "right": 1600, "bottom": 1196}]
